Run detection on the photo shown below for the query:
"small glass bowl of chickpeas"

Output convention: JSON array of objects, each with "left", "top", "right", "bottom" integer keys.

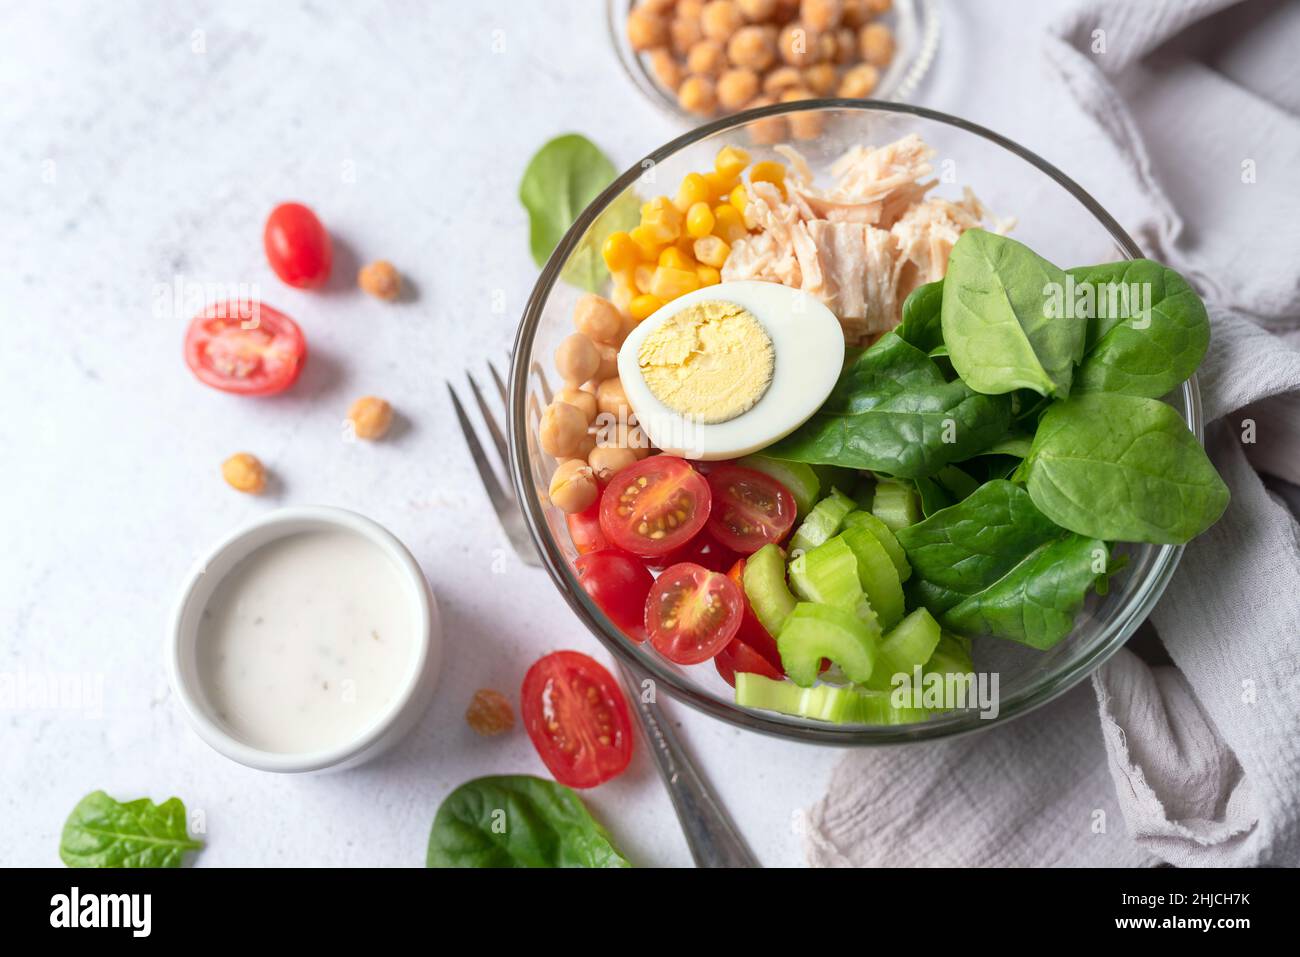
[{"left": 608, "top": 0, "right": 939, "bottom": 127}]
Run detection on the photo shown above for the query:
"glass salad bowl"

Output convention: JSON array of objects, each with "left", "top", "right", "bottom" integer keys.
[{"left": 509, "top": 100, "right": 1199, "bottom": 745}]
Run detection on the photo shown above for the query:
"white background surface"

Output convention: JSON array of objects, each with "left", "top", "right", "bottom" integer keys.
[{"left": 1, "top": 0, "right": 1135, "bottom": 867}]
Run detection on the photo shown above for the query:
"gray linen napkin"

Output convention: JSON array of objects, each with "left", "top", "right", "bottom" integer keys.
[{"left": 806, "top": 0, "right": 1300, "bottom": 867}]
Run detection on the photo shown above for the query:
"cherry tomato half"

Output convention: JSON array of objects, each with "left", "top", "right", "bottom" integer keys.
[
  {"left": 645, "top": 562, "right": 744, "bottom": 665},
  {"left": 646, "top": 527, "right": 739, "bottom": 574},
  {"left": 183, "top": 300, "right": 306, "bottom": 395},
  {"left": 522, "top": 651, "right": 633, "bottom": 789},
  {"left": 264, "top": 202, "right": 332, "bottom": 288},
  {"left": 565, "top": 499, "right": 607, "bottom": 555},
  {"left": 705, "top": 464, "right": 797, "bottom": 554},
  {"left": 715, "top": 638, "right": 784, "bottom": 687},
  {"left": 598, "top": 456, "right": 711, "bottom": 559},
  {"left": 714, "top": 558, "right": 785, "bottom": 687},
  {"left": 573, "top": 549, "right": 653, "bottom": 642}
]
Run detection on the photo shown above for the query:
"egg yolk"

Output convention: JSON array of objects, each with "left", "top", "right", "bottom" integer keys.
[{"left": 636, "top": 300, "right": 775, "bottom": 424}]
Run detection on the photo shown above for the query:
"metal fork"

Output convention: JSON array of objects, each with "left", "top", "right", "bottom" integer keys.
[{"left": 449, "top": 358, "right": 761, "bottom": 868}]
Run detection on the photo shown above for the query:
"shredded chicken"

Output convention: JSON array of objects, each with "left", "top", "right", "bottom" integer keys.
[{"left": 722, "top": 134, "right": 1005, "bottom": 345}]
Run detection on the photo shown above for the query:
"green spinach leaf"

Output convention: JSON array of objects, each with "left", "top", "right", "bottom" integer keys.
[
  {"left": 942, "top": 534, "right": 1108, "bottom": 649},
  {"left": 766, "top": 332, "right": 1012, "bottom": 478},
  {"left": 1067, "top": 260, "right": 1210, "bottom": 397},
  {"left": 519, "top": 134, "right": 632, "bottom": 292},
  {"left": 427, "top": 775, "right": 630, "bottom": 868},
  {"left": 942, "top": 229, "right": 1084, "bottom": 398},
  {"left": 60, "top": 791, "right": 203, "bottom": 868},
  {"left": 1021, "top": 393, "right": 1229, "bottom": 543},
  {"left": 896, "top": 280, "right": 945, "bottom": 353}
]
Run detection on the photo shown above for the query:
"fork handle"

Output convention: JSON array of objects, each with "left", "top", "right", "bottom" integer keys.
[{"left": 617, "top": 663, "right": 761, "bottom": 868}]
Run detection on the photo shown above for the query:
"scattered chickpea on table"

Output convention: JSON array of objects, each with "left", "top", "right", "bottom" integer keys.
[
  {"left": 222, "top": 452, "right": 267, "bottom": 494},
  {"left": 358, "top": 260, "right": 402, "bottom": 301},
  {"left": 627, "top": 0, "right": 898, "bottom": 133},
  {"left": 348, "top": 395, "right": 394, "bottom": 440}
]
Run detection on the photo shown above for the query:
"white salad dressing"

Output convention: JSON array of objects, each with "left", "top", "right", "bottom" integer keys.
[{"left": 196, "top": 530, "right": 416, "bottom": 753}]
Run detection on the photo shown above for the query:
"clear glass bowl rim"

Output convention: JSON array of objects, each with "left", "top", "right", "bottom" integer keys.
[{"left": 510, "top": 98, "right": 1199, "bottom": 746}]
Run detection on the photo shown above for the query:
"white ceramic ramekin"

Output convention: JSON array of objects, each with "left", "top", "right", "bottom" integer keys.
[{"left": 167, "top": 506, "right": 441, "bottom": 773}]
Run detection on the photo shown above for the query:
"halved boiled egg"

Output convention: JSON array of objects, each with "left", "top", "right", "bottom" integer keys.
[{"left": 617, "top": 280, "right": 844, "bottom": 460}]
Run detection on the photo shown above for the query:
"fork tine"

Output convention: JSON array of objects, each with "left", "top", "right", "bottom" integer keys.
[
  {"left": 530, "top": 360, "right": 554, "bottom": 405},
  {"left": 447, "top": 382, "right": 513, "bottom": 510},
  {"left": 488, "top": 359, "right": 509, "bottom": 408},
  {"left": 465, "top": 370, "right": 511, "bottom": 470}
]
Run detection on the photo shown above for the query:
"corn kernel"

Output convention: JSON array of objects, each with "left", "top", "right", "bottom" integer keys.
[
  {"left": 630, "top": 293, "right": 664, "bottom": 321},
  {"left": 696, "top": 264, "right": 721, "bottom": 286},
  {"left": 694, "top": 235, "right": 731, "bottom": 268},
  {"left": 674, "top": 173, "right": 712, "bottom": 212},
  {"left": 658, "top": 246, "right": 695, "bottom": 271},
  {"left": 634, "top": 262, "right": 656, "bottom": 294},
  {"left": 685, "top": 202, "right": 715, "bottom": 238},
  {"left": 628, "top": 225, "right": 662, "bottom": 261},
  {"left": 650, "top": 265, "right": 701, "bottom": 300},
  {"left": 602, "top": 231, "right": 640, "bottom": 272},
  {"left": 711, "top": 205, "right": 747, "bottom": 244},
  {"left": 749, "top": 160, "right": 786, "bottom": 197},
  {"left": 703, "top": 170, "right": 739, "bottom": 201},
  {"left": 729, "top": 184, "right": 748, "bottom": 216},
  {"left": 714, "top": 145, "right": 751, "bottom": 180},
  {"left": 639, "top": 196, "right": 682, "bottom": 243},
  {"left": 675, "top": 236, "right": 697, "bottom": 258}
]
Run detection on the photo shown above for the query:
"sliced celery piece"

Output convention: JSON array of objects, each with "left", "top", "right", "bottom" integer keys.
[
  {"left": 843, "top": 510, "right": 911, "bottom": 583},
  {"left": 742, "top": 543, "right": 796, "bottom": 636},
  {"left": 788, "top": 537, "right": 860, "bottom": 608},
  {"left": 734, "top": 673, "right": 931, "bottom": 725},
  {"left": 871, "top": 480, "right": 921, "bottom": 531},
  {"left": 840, "top": 526, "right": 904, "bottom": 629},
  {"left": 789, "top": 487, "right": 856, "bottom": 554},
  {"left": 737, "top": 455, "right": 820, "bottom": 520},
  {"left": 862, "top": 607, "right": 942, "bottom": 691},
  {"left": 777, "top": 602, "right": 880, "bottom": 686}
]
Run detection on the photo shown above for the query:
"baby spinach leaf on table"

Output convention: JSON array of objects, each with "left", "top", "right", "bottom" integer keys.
[
  {"left": 896, "top": 279, "right": 945, "bottom": 353},
  {"left": 1021, "top": 393, "right": 1229, "bottom": 544},
  {"left": 942, "top": 534, "right": 1108, "bottom": 650},
  {"left": 1066, "top": 259, "right": 1210, "bottom": 397},
  {"left": 60, "top": 790, "right": 203, "bottom": 868},
  {"left": 427, "top": 775, "right": 630, "bottom": 868},
  {"left": 765, "top": 332, "right": 1012, "bottom": 479},
  {"left": 942, "top": 229, "right": 1084, "bottom": 398},
  {"left": 519, "top": 134, "right": 633, "bottom": 292},
  {"left": 896, "top": 480, "right": 1065, "bottom": 615}
]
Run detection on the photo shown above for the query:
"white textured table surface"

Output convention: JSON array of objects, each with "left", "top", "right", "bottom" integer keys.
[{"left": 1, "top": 0, "right": 1126, "bottom": 867}]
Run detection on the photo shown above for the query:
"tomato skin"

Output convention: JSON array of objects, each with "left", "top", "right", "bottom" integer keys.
[
  {"left": 646, "top": 528, "right": 739, "bottom": 574},
  {"left": 183, "top": 300, "right": 307, "bottom": 395},
  {"left": 715, "top": 638, "right": 785, "bottom": 687},
  {"left": 521, "top": 651, "right": 633, "bottom": 789},
  {"left": 565, "top": 500, "right": 607, "bottom": 555},
  {"left": 705, "top": 465, "right": 797, "bottom": 554},
  {"left": 264, "top": 202, "right": 332, "bottom": 288},
  {"left": 598, "top": 456, "right": 711, "bottom": 559},
  {"left": 646, "top": 562, "right": 744, "bottom": 665},
  {"left": 573, "top": 550, "right": 653, "bottom": 642}
]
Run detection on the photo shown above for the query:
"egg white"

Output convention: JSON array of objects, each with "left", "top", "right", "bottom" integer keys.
[{"left": 617, "top": 280, "right": 845, "bottom": 460}]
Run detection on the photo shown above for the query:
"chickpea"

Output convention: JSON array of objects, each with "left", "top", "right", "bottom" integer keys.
[
  {"left": 803, "top": 62, "right": 838, "bottom": 95},
  {"left": 700, "top": 0, "right": 743, "bottom": 41},
  {"left": 679, "top": 0, "right": 705, "bottom": 15},
  {"left": 686, "top": 39, "right": 727, "bottom": 77},
  {"left": 555, "top": 386, "right": 597, "bottom": 423},
  {"left": 555, "top": 333, "right": 600, "bottom": 385},
  {"left": 573, "top": 293, "right": 623, "bottom": 343},
  {"left": 832, "top": 26, "right": 857, "bottom": 63},
  {"left": 539, "top": 401, "right": 588, "bottom": 459},
  {"left": 598, "top": 421, "right": 651, "bottom": 459},
  {"left": 595, "top": 377, "right": 631, "bottom": 419},
  {"left": 778, "top": 23, "right": 821, "bottom": 67},
  {"left": 348, "top": 396, "right": 394, "bottom": 440},
  {"left": 670, "top": 14, "right": 703, "bottom": 56},
  {"left": 358, "top": 260, "right": 401, "bottom": 301},
  {"left": 773, "top": 0, "right": 802, "bottom": 22},
  {"left": 840, "top": 0, "right": 866, "bottom": 27},
  {"left": 762, "top": 65, "right": 804, "bottom": 96},
  {"left": 802, "top": 0, "right": 842, "bottom": 31},
  {"left": 678, "top": 73, "right": 718, "bottom": 115},
  {"left": 744, "top": 95, "right": 787, "bottom": 144},
  {"left": 588, "top": 445, "right": 639, "bottom": 482},
  {"left": 627, "top": 8, "right": 669, "bottom": 51},
  {"left": 864, "top": 0, "right": 892, "bottom": 15},
  {"left": 859, "top": 22, "right": 895, "bottom": 66},
  {"left": 837, "top": 62, "right": 879, "bottom": 97},
  {"left": 567, "top": 431, "right": 598, "bottom": 463},
  {"left": 726, "top": 25, "right": 777, "bottom": 70},
  {"left": 785, "top": 101, "right": 825, "bottom": 140},
  {"left": 593, "top": 342, "right": 619, "bottom": 381},
  {"left": 648, "top": 47, "right": 682, "bottom": 90},
  {"left": 222, "top": 452, "right": 266, "bottom": 494},
  {"left": 548, "top": 459, "right": 598, "bottom": 514},
  {"left": 717, "top": 67, "right": 760, "bottom": 110},
  {"left": 737, "top": 0, "right": 777, "bottom": 20}
]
